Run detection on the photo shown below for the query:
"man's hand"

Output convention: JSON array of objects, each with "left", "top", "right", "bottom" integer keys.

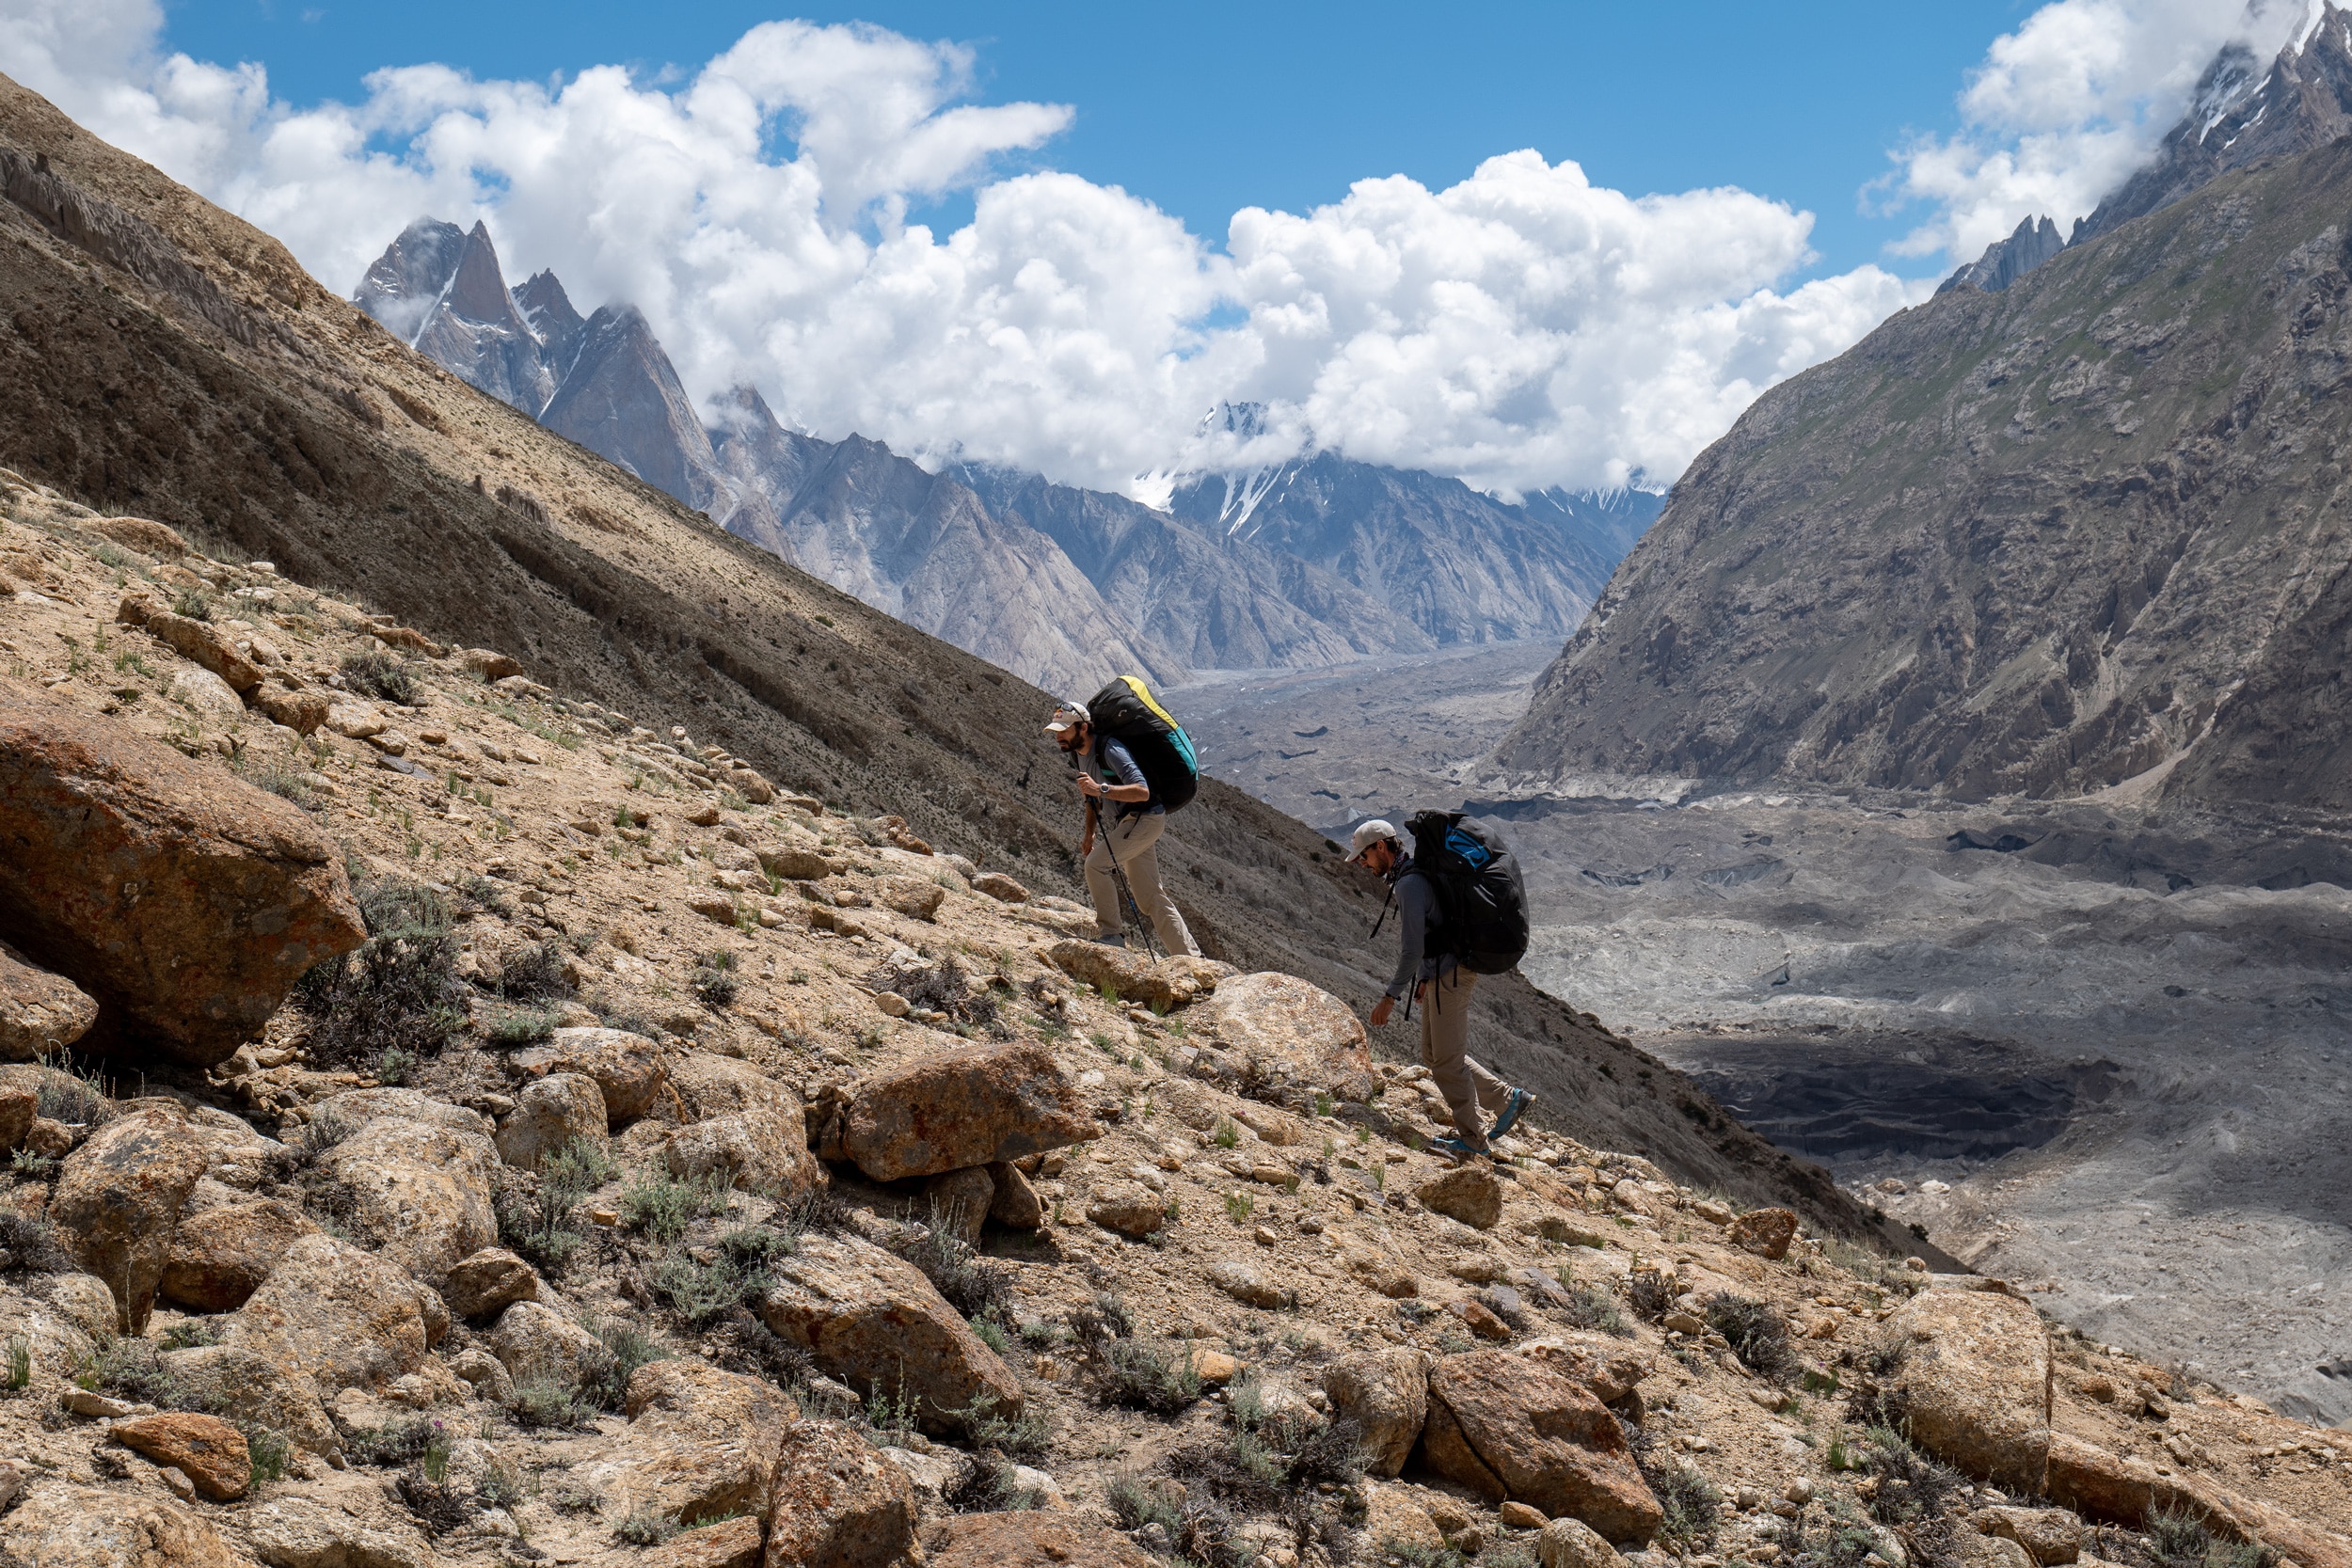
[
  {"left": 1077, "top": 771, "right": 1103, "bottom": 799},
  {"left": 1369, "top": 996, "right": 1394, "bottom": 1027},
  {"left": 1080, "top": 833, "right": 1094, "bottom": 859}
]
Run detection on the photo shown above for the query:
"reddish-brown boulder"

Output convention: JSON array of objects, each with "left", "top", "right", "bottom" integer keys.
[
  {"left": 110, "top": 1412, "right": 251, "bottom": 1500},
  {"left": 0, "top": 679, "right": 365, "bottom": 1066},
  {"left": 49, "top": 1103, "right": 210, "bottom": 1332},
  {"left": 1422, "top": 1350, "right": 1662, "bottom": 1544},
  {"left": 1869, "top": 1291, "right": 2050, "bottom": 1494},
  {"left": 842, "top": 1042, "right": 1099, "bottom": 1182},
  {"left": 1725, "top": 1208, "right": 1799, "bottom": 1259},
  {"left": 762, "top": 1419, "right": 921, "bottom": 1568}
]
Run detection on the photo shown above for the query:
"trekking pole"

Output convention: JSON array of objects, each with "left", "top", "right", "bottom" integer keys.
[{"left": 1086, "top": 796, "right": 1164, "bottom": 959}]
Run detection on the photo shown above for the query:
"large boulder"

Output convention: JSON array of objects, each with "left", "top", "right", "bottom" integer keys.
[
  {"left": 570, "top": 1360, "right": 800, "bottom": 1526},
  {"left": 670, "top": 1051, "right": 803, "bottom": 1120},
  {"left": 48, "top": 1102, "right": 210, "bottom": 1332},
  {"left": 237, "top": 1495, "right": 437, "bottom": 1568},
  {"left": 1869, "top": 1290, "right": 2051, "bottom": 1494},
  {"left": 224, "top": 1233, "right": 433, "bottom": 1395},
  {"left": 0, "top": 678, "right": 366, "bottom": 1066},
  {"left": 1422, "top": 1350, "right": 1662, "bottom": 1544},
  {"left": 159, "top": 1196, "right": 318, "bottom": 1311},
  {"left": 665, "top": 1109, "right": 822, "bottom": 1200},
  {"left": 309, "top": 1102, "right": 496, "bottom": 1287},
  {"left": 1418, "top": 1164, "right": 1505, "bottom": 1229},
  {"left": 841, "top": 1042, "right": 1099, "bottom": 1182},
  {"left": 486, "top": 1299, "right": 612, "bottom": 1389},
  {"left": 493, "top": 1072, "right": 608, "bottom": 1171},
  {"left": 442, "top": 1247, "right": 542, "bottom": 1321},
  {"left": 762, "top": 1418, "right": 923, "bottom": 1568},
  {"left": 755, "top": 1229, "right": 1023, "bottom": 1435},
  {"left": 929, "top": 1512, "right": 1162, "bottom": 1567},
  {"left": 0, "top": 1481, "right": 252, "bottom": 1568},
  {"left": 1725, "top": 1208, "right": 1799, "bottom": 1259},
  {"left": 0, "top": 936, "right": 96, "bottom": 1060},
  {"left": 1202, "top": 971, "right": 1377, "bottom": 1101},
  {"left": 1518, "top": 1338, "right": 1655, "bottom": 1405},
  {"left": 157, "top": 1343, "right": 342, "bottom": 1462},
  {"left": 1322, "top": 1347, "right": 1430, "bottom": 1477},
  {"left": 528, "top": 1026, "right": 666, "bottom": 1122},
  {"left": 2045, "top": 1435, "right": 2352, "bottom": 1568}
]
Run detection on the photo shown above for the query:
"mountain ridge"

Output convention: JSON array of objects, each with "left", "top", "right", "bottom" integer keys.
[{"left": 352, "top": 220, "right": 1659, "bottom": 696}]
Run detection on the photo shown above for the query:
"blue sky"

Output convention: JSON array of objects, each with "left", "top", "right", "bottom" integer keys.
[{"left": 167, "top": 0, "right": 2036, "bottom": 285}]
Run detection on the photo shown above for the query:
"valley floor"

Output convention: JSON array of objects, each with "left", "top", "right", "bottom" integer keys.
[{"left": 1183, "top": 648, "right": 2352, "bottom": 1429}]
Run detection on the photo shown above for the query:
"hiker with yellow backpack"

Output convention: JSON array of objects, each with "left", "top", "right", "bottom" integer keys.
[{"left": 1044, "top": 677, "right": 1203, "bottom": 958}]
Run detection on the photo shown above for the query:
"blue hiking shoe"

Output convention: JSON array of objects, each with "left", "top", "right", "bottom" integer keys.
[
  {"left": 1427, "top": 1133, "right": 1494, "bottom": 1163},
  {"left": 1489, "top": 1086, "right": 1536, "bottom": 1140},
  {"left": 1088, "top": 931, "right": 1127, "bottom": 948}
]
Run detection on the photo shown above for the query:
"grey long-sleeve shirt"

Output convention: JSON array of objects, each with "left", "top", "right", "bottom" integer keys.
[{"left": 1383, "top": 863, "right": 1456, "bottom": 1000}]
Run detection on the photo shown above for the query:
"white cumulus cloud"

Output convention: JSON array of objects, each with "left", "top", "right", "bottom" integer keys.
[
  {"left": 2, "top": 0, "right": 1931, "bottom": 497},
  {"left": 1882, "top": 0, "right": 2322, "bottom": 265}
]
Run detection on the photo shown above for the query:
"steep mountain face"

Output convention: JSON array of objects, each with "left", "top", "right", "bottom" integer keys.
[
  {"left": 953, "top": 464, "right": 1433, "bottom": 673},
  {"left": 1939, "top": 214, "right": 2066, "bottom": 294},
  {"left": 1169, "top": 453, "right": 1653, "bottom": 647},
  {"left": 352, "top": 219, "right": 744, "bottom": 527},
  {"left": 1490, "top": 130, "right": 2352, "bottom": 812},
  {"left": 711, "top": 394, "right": 1172, "bottom": 694},
  {"left": 2079, "top": 3, "right": 2352, "bottom": 244},
  {"left": 0, "top": 68, "right": 1877, "bottom": 1229}
]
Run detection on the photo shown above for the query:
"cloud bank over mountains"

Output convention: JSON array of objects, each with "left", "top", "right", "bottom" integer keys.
[
  {"left": 0, "top": 0, "right": 2266, "bottom": 499},
  {"left": 1881, "top": 0, "right": 2324, "bottom": 263}
]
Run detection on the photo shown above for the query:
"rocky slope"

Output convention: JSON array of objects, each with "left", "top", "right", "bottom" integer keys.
[
  {"left": 1490, "top": 122, "right": 2352, "bottom": 815},
  {"left": 1, "top": 491, "right": 2347, "bottom": 1566},
  {"left": 0, "top": 70, "right": 1883, "bottom": 1243}
]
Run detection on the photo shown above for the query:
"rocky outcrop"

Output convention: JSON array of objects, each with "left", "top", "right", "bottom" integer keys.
[
  {"left": 0, "top": 1481, "right": 253, "bottom": 1567},
  {"left": 1323, "top": 1347, "right": 1430, "bottom": 1477},
  {"left": 755, "top": 1229, "right": 1023, "bottom": 1435},
  {"left": 760, "top": 1418, "right": 923, "bottom": 1568},
  {"left": 665, "top": 1108, "right": 821, "bottom": 1200},
  {"left": 48, "top": 1102, "right": 209, "bottom": 1332},
  {"left": 570, "top": 1359, "right": 800, "bottom": 1527},
  {"left": 0, "top": 679, "right": 365, "bottom": 1064},
  {"left": 237, "top": 1495, "right": 437, "bottom": 1568},
  {"left": 1870, "top": 1291, "right": 2052, "bottom": 1494},
  {"left": 841, "top": 1043, "right": 1099, "bottom": 1182},
  {"left": 158, "top": 1196, "right": 317, "bottom": 1311},
  {"left": 224, "top": 1234, "right": 434, "bottom": 1394},
  {"left": 521, "top": 1026, "right": 665, "bottom": 1123},
  {"left": 1202, "top": 971, "right": 1376, "bottom": 1102},
  {"left": 1422, "top": 1351, "right": 1662, "bottom": 1544}
]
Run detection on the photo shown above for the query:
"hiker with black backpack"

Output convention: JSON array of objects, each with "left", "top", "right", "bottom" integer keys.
[
  {"left": 1350, "top": 814, "right": 1535, "bottom": 1161},
  {"left": 1045, "top": 678, "right": 1203, "bottom": 958}
]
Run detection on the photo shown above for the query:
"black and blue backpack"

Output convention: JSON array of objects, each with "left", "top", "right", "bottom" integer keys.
[{"left": 1404, "top": 810, "right": 1529, "bottom": 974}]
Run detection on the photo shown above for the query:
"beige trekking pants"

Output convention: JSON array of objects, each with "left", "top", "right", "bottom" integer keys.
[
  {"left": 1420, "top": 967, "right": 1510, "bottom": 1143},
  {"left": 1085, "top": 810, "right": 1200, "bottom": 958}
]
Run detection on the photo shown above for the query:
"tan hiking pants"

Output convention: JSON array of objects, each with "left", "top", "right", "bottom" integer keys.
[
  {"left": 1085, "top": 811, "right": 1200, "bottom": 958},
  {"left": 1420, "top": 967, "right": 1510, "bottom": 1142}
]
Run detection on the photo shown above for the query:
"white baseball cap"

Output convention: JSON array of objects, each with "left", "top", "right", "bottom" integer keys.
[
  {"left": 1043, "top": 700, "right": 1090, "bottom": 735},
  {"left": 1349, "top": 819, "right": 1398, "bottom": 862}
]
